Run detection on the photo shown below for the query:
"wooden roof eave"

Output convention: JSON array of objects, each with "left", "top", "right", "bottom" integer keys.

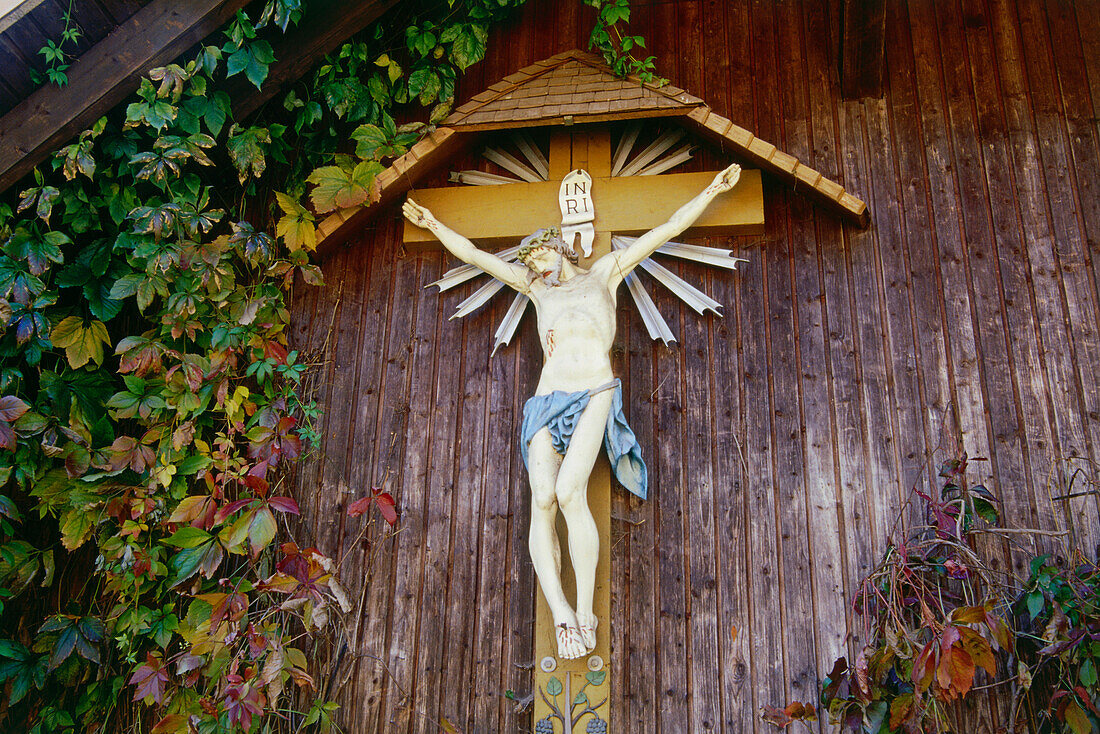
[
  {"left": 311, "top": 49, "right": 870, "bottom": 257},
  {"left": 682, "top": 107, "right": 870, "bottom": 227}
]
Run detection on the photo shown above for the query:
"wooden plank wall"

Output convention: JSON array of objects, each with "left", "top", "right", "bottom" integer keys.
[{"left": 287, "top": 0, "right": 1100, "bottom": 731}]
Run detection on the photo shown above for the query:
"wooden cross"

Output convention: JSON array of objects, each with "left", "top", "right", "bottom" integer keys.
[{"left": 404, "top": 128, "right": 763, "bottom": 733}]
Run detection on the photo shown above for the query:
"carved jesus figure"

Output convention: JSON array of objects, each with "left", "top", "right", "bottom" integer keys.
[{"left": 402, "top": 163, "right": 741, "bottom": 659}]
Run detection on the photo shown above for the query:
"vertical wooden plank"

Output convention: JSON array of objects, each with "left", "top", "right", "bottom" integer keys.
[
  {"left": 698, "top": 1, "right": 756, "bottom": 730},
  {"left": 784, "top": 0, "right": 851, "bottom": 698},
  {"left": 907, "top": 0, "right": 996, "bottom": 512},
  {"left": 670, "top": 3, "right": 722, "bottom": 730},
  {"left": 342, "top": 221, "right": 403, "bottom": 731},
  {"left": 880, "top": 0, "right": 956, "bottom": 526},
  {"left": 962, "top": 0, "right": 1050, "bottom": 561},
  {"left": 618, "top": 259, "right": 659, "bottom": 727},
  {"left": 756, "top": 0, "right": 823, "bottom": 721},
  {"left": 987, "top": 0, "right": 1094, "bottom": 556},
  {"left": 371, "top": 245, "right": 427, "bottom": 731},
  {"left": 1024, "top": 0, "right": 1100, "bottom": 549},
  {"left": 437, "top": 281, "right": 492, "bottom": 730}
]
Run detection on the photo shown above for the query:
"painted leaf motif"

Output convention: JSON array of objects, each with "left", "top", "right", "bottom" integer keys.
[{"left": 545, "top": 676, "right": 562, "bottom": 696}]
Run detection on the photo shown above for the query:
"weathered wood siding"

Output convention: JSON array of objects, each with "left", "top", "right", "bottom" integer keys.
[{"left": 288, "top": 0, "right": 1100, "bottom": 731}]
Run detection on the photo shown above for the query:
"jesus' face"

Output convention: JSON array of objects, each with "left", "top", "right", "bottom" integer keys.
[{"left": 522, "top": 246, "right": 562, "bottom": 282}]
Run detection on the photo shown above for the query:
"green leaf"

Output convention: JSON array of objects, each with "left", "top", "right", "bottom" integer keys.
[
  {"left": 248, "top": 507, "right": 277, "bottom": 554},
  {"left": 585, "top": 670, "right": 606, "bottom": 686},
  {"left": 165, "top": 527, "right": 212, "bottom": 549},
  {"left": 1026, "top": 591, "right": 1044, "bottom": 620},
  {"left": 546, "top": 676, "right": 562, "bottom": 696},
  {"left": 226, "top": 124, "right": 271, "bottom": 183},
  {"left": 275, "top": 192, "right": 317, "bottom": 251},
  {"left": 6, "top": 228, "right": 68, "bottom": 276},
  {"left": 573, "top": 690, "right": 587, "bottom": 705},
  {"left": 176, "top": 453, "right": 212, "bottom": 476},
  {"left": 50, "top": 317, "right": 110, "bottom": 369},
  {"left": 451, "top": 25, "right": 488, "bottom": 70},
  {"left": 1081, "top": 658, "right": 1097, "bottom": 688},
  {"left": 306, "top": 162, "right": 380, "bottom": 213}
]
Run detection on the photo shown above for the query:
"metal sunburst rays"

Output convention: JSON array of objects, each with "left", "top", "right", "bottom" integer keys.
[{"left": 428, "top": 125, "right": 748, "bottom": 354}]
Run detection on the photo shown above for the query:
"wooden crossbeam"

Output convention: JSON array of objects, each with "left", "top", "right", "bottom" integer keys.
[
  {"left": 0, "top": 0, "right": 249, "bottom": 195},
  {"left": 403, "top": 169, "right": 764, "bottom": 249}
]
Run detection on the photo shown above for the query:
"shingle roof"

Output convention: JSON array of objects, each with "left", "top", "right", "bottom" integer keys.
[
  {"left": 314, "top": 50, "right": 869, "bottom": 255},
  {"left": 442, "top": 50, "right": 703, "bottom": 129}
]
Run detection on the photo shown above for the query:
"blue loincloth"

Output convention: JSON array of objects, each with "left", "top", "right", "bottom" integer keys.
[{"left": 519, "top": 379, "right": 648, "bottom": 499}]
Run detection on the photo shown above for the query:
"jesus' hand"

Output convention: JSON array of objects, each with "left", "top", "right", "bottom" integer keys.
[
  {"left": 706, "top": 163, "right": 742, "bottom": 195},
  {"left": 402, "top": 199, "right": 439, "bottom": 232}
]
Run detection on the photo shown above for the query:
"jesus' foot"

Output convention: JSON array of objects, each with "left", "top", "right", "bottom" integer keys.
[
  {"left": 555, "top": 616, "right": 588, "bottom": 659},
  {"left": 576, "top": 611, "right": 598, "bottom": 652}
]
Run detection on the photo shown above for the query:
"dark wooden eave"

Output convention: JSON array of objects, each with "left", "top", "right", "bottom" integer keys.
[
  {"left": 0, "top": 0, "right": 250, "bottom": 195},
  {"left": 0, "top": 0, "right": 401, "bottom": 196}
]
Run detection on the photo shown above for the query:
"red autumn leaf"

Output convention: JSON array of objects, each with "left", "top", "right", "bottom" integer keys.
[
  {"left": 241, "top": 472, "right": 270, "bottom": 496},
  {"left": 959, "top": 626, "right": 996, "bottom": 677},
  {"left": 223, "top": 680, "right": 265, "bottom": 730},
  {"left": 937, "top": 645, "right": 975, "bottom": 700},
  {"left": 214, "top": 498, "right": 253, "bottom": 524},
  {"left": 130, "top": 653, "right": 170, "bottom": 704},
  {"left": 0, "top": 420, "right": 16, "bottom": 451},
  {"left": 760, "top": 704, "right": 792, "bottom": 727},
  {"left": 262, "top": 339, "right": 288, "bottom": 364},
  {"left": 374, "top": 492, "right": 398, "bottom": 525},
  {"left": 782, "top": 702, "right": 816, "bottom": 721},
  {"left": 107, "top": 436, "right": 157, "bottom": 473},
  {"left": 267, "top": 496, "right": 299, "bottom": 515},
  {"left": 116, "top": 335, "right": 166, "bottom": 376},
  {"left": 168, "top": 495, "right": 217, "bottom": 529},
  {"left": 913, "top": 640, "right": 937, "bottom": 691},
  {"left": 346, "top": 495, "right": 373, "bottom": 518},
  {"left": 0, "top": 395, "right": 30, "bottom": 422}
]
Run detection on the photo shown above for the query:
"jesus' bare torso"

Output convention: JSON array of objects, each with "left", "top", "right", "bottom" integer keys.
[{"left": 402, "top": 162, "right": 741, "bottom": 659}]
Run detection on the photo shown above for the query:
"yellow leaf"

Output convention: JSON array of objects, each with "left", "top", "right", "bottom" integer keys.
[
  {"left": 60, "top": 506, "right": 96, "bottom": 550},
  {"left": 388, "top": 60, "right": 403, "bottom": 84},
  {"left": 277, "top": 212, "right": 317, "bottom": 252},
  {"left": 374, "top": 53, "right": 390, "bottom": 67},
  {"left": 51, "top": 316, "right": 110, "bottom": 369}
]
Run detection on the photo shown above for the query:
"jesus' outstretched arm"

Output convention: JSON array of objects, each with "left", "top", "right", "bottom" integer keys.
[
  {"left": 402, "top": 199, "right": 531, "bottom": 292},
  {"left": 601, "top": 163, "right": 742, "bottom": 287}
]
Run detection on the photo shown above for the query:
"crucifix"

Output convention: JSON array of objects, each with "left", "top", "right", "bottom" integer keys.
[{"left": 402, "top": 128, "right": 762, "bottom": 733}]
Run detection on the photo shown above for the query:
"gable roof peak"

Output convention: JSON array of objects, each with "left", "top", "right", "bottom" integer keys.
[{"left": 443, "top": 49, "right": 703, "bottom": 129}]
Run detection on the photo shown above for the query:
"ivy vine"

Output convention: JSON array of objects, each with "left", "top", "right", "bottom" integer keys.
[{"left": 0, "top": 0, "right": 656, "bottom": 731}]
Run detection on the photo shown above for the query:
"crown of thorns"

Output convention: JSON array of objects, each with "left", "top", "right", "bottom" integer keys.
[{"left": 517, "top": 227, "right": 578, "bottom": 264}]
